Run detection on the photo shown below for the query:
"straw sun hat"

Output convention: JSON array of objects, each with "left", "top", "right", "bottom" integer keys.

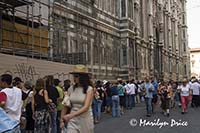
[
  {"left": 70, "top": 65, "right": 91, "bottom": 75},
  {"left": 182, "top": 78, "right": 188, "bottom": 83}
]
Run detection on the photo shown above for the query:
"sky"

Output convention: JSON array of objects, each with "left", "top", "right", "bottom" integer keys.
[{"left": 187, "top": 0, "right": 200, "bottom": 48}]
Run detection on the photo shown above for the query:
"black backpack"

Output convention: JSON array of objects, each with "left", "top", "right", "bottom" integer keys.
[{"left": 22, "top": 90, "right": 32, "bottom": 101}]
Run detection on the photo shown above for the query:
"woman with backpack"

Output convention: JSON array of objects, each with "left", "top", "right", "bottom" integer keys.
[{"left": 23, "top": 81, "right": 34, "bottom": 133}]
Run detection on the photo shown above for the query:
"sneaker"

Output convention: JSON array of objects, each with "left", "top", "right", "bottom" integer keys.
[
  {"left": 146, "top": 114, "right": 151, "bottom": 117},
  {"left": 185, "top": 110, "right": 188, "bottom": 113},
  {"left": 181, "top": 111, "right": 184, "bottom": 114},
  {"left": 167, "top": 113, "right": 170, "bottom": 117},
  {"left": 94, "top": 120, "right": 99, "bottom": 124}
]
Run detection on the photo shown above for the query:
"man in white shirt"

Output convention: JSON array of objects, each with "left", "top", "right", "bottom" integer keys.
[
  {"left": 191, "top": 78, "right": 200, "bottom": 107},
  {"left": 125, "top": 80, "right": 136, "bottom": 109},
  {"left": 0, "top": 74, "right": 23, "bottom": 122}
]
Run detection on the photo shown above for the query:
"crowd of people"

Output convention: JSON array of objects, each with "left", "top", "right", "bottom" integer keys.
[
  {"left": 0, "top": 74, "right": 70, "bottom": 133},
  {"left": 92, "top": 76, "right": 200, "bottom": 119},
  {"left": 1, "top": 64, "right": 200, "bottom": 133}
]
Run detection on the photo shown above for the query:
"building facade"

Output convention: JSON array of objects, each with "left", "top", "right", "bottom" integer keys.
[
  {"left": 52, "top": 0, "right": 190, "bottom": 81},
  {"left": 0, "top": 0, "right": 190, "bottom": 81},
  {"left": 190, "top": 48, "right": 200, "bottom": 79}
]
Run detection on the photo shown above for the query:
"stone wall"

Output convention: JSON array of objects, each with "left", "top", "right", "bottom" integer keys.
[{"left": 0, "top": 53, "right": 74, "bottom": 83}]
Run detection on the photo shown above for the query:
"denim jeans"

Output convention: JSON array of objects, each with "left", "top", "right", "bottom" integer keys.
[
  {"left": 106, "top": 96, "right": 112, "bottom": 107},
  {"left": 145, "top": 98, "right": 153, "bottom": 115},
  {"left": 49, "top": 111, "right": 57, "bottom": 133},
  {"left": 92, "top": 99, "right": 97, "bottom": 117},
  {"left": 96, "top": 100, "right": 102, "bottom": 119},
  {"left": 126, "top": 95, "right": 130, "bottom": 109},
  {"left": 131, "top": 94, "right": 135, "bottom": 108},
  {"left": 112, "top": 95, "right": 120, "bottom": 117},
  {"left": 93, "top": 99, "right": 102, "bottom": 120},
  {"left": 175, "top": 92, "right": 181, "bottom": 102},
  {"left": 126, "top": 95, "right": 134, "bottom": 109},
  {"left": 6, "top": 125, "right": 21, "bottom": 133}
]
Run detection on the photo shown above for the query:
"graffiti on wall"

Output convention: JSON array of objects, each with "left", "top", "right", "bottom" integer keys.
[
  {"left": 3, "top": 63, "right": 72, "bottom": 83},
  {"left": 15, "top": 63, "right": 40, "bottom": 81},
  {"left": 4, "top": 63, "right": 40, "bottom": 81}
]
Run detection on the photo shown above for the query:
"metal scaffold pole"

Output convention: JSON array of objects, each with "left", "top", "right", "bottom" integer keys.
[{"left": 31, "top": 0, "right": 34, "bottom": 58}]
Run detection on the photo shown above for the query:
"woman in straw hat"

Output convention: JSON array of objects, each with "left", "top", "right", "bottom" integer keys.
[
  {"left": 177, "top": 78, "right": 192, "bottom": 114},
  {"left": 60, "top": 65, "right": 94, "bottom": 133}
]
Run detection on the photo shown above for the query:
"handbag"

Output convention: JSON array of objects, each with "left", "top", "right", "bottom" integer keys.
[
  {"left": 20, "top": 111, "right": 26, "bottom": 129},
  {"left": 94, "top": 90, "right": 100, "bottom": 100},
  {"left": 62, "top": 92, "right": 72, "bottom": 108},
  {"left": 47, "top": 102, "right": 57, "bottom": 112}
]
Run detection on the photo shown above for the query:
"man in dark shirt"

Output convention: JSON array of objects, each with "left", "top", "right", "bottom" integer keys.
[
  {"left": 45, "top": 75, "right": 59, "bottom": 133},
  {"left": 103, "top": 81, "right": 112, "bottom": 113}
]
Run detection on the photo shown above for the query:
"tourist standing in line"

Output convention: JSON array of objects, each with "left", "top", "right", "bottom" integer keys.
[
  {"left": 103, "top": 80, "right": 112, "bottom": 113},
  {"left": 55, "top": 79, "right": 64, "bottom": 133},
  {"left": 151, "top": 77, "right": 158, "bottom": 113},
  {"left": 141, "top": 77, "right": 154, "bottom": 117},
  {"left": 191, "top": 77, "right": 200, "bottom": 108},
  {"left": 23, "top": 81, "right": 34, "bottom": 133},
  {"left": 13, "top": 77, "right": 24, "bottom": 89},
  {"left": 111, "top": 82, "right": 120, "bottom": 117},
  {"left": 0, "top": 74, "right": 23, "bottom": 132},
  {"left": 45, "top": 75, "right": 59, "bottom": 133},
  {"left": 93, "top": 81, "right": 104, "bottom": 123},
  {"left": 134, "top": 80, "right": 140, "bottom": 104},
  {"left": 32, "top": 78, "right": 51, "bottom": 133},
  {"left": 117, "top": 79, "right": 125, "bottom": 115},
  {"left": 125, "top": 80, "right": 136, "bottom": 109}
]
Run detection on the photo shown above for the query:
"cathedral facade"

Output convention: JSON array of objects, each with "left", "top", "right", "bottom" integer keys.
[{"left": 52, "top": 0, "right": 190, "bottom": 81}]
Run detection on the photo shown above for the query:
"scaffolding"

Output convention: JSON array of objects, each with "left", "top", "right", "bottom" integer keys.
[{"left": 0, "top": 0, "right": 86, "bottom": 64}]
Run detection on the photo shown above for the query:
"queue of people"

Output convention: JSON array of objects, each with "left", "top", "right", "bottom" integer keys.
[
  {"left": 1, "top": 64, "right": 200, "bottom": 133},
  {"left": 0, "top": 75, "right": 67, "bottom": 133}
]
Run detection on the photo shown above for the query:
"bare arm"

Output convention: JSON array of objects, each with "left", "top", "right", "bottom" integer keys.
[
  {"left": 61, "top": 106, "right": 69, "bottom": 121},
  {"left": 60, "top": 105, "right": 70, "bottom": 128},
  {"left": 31, "top": 95, "right": 35, "bottom": 113},
  {"left": 23, "top": 97, "right": 29, "bottom": 110},
  {"left": 0, "top": 101, "right": 6, "bottom": 108},
  {"left": 43, "top": 90, "right": 50, "bottom": 103}
]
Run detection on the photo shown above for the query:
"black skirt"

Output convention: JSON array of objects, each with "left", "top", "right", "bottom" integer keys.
[{"left": 26, "top": 102, "right": 35, "bottom": 130}]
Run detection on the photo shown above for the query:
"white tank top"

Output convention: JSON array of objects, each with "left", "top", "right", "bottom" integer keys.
[{"left": 180, "top": 84, "right": 190, "bottom": 97}]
